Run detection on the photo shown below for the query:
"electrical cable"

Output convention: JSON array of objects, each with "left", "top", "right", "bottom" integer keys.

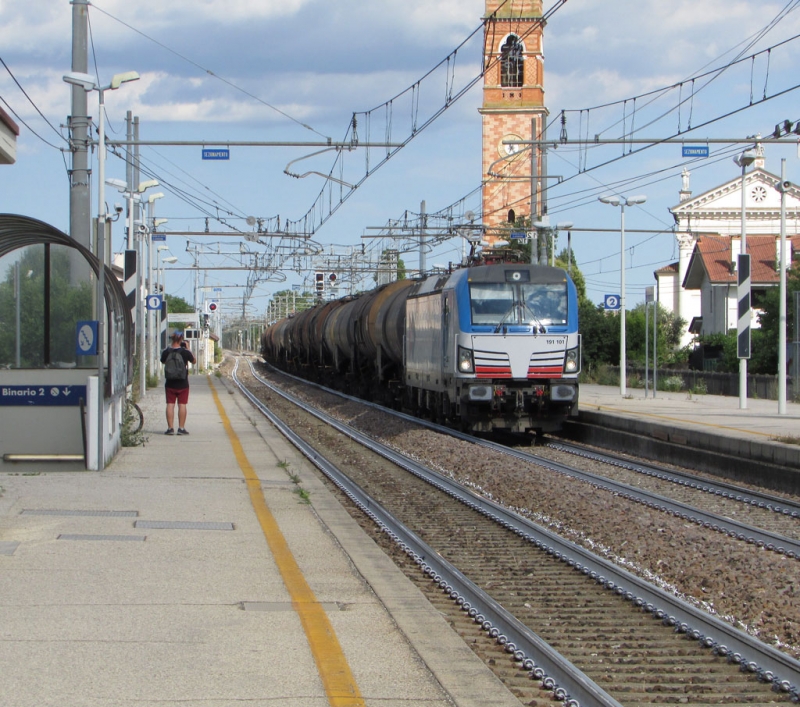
[
  {"left": 0, "top": 56, "right": 68, "bottom": 146},
  {"left": 88, "top": 2, "right": 329, "bottom": 140}
]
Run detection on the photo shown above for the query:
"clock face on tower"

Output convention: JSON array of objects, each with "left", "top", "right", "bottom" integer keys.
[{"left": 498, "top": 134, "right": 523, "bottom": 157}]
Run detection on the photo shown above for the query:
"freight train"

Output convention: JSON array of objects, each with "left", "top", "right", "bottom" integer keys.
[{"left": 261, "top": 263, "right": 580, "bottom": 435}]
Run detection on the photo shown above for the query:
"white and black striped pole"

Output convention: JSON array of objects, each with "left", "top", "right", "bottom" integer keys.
[
  {"left": 734, "top": 148, "right": 758, "bottom": 409},
  {"left": 124, "top": 249, "right": 137, "bottom": 354}
]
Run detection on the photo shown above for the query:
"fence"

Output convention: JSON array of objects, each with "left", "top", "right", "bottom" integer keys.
[{"left": 625, "top": 367, "right": 795, "bottom": 401}]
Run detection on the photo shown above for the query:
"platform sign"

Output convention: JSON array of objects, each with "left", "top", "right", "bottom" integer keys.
[
  {"left": 510, "top": 231, "right": 527, "bottom": 240},
  {"left": 604, "top": 294, "right": 621, "bottom": 311},
  {"left": 0, "top": 385, "right": 87, "bottom": 406},
  {"left": 76, "top": 320, "right": 98, "bottom": 357},
  {"left": 682, "top": 145, "right": 709, "bottom": 158},
  {"left": 202, "top": 148, "right": 230, "bottom": 160},
  {"left": 146, "top": 294, "right": 163, "bottom": 311},
  {"left": 152, "top": 234, "right": 166, "bottom": 242}
]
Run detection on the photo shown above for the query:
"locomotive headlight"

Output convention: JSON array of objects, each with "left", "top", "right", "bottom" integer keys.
[
  {"left": 457, "top": 346, "right": 475, "bottom": 373},
  {"left": 564, "top": 346, "right": 580, "bottom": 373}
]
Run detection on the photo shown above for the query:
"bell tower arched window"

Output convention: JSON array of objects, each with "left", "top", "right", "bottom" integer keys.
[{"left": 500, "top": 35, "right": 523, "bottom": 88}]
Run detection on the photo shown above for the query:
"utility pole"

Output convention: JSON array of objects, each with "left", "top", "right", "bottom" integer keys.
[
  {"left": 419, "top": 200, "right": 427, "bottom": 277},
  {"left": 69, "top": 0, "right": 91, "bottom": 250}
]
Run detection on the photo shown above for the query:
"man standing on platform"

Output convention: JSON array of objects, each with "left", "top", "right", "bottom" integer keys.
[{"left": 161, "top": 330, "right": 196, "bottom": 436}]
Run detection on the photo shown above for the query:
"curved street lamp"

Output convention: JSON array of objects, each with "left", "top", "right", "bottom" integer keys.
[
  {"left": 63, "top": 70, "right": 139, "bottom": 471},
  {"left": 598, "top": 194, "right": 647, "bottom": 397}
]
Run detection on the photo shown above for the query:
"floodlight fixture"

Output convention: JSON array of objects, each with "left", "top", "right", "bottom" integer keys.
[
  {"left": 733, "top": 149, "right": 757, "bottom": 168},
  {"left": 106, "top": 178, "right": 128, "bottom": 191},
  {"left": 109, "top": 71, "right": 140, "bottom": 90},
  {"left": 598, "top": 195, "right": 622, "bottom": 206},
  {"left": 137, "top": 179, "right": 159, "bottom": 193},
  {"left": 62, "top": 72, "right": 97, "bottom": 91},
  {"left": 555, "top": 221, "right": 574, "bottom": 230}
]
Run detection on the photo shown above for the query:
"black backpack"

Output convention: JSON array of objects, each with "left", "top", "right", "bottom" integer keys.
[{"left": 164, "top": 349, "right": 187, "bottom": 381}]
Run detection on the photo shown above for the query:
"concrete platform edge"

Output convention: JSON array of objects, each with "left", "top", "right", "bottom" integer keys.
[{"left": 220, "top": 376, "right": 524, "bottom": 707}]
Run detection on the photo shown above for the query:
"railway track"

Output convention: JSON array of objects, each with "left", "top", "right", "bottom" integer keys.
[
  {"left": 230, "top": 356, "right": 800, "bottom": 706},
  {"left": 539, "top": 440, "right": 800, "bottom": 546}
]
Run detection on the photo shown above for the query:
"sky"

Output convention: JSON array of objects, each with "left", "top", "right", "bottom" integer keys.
[{"left": 2, "top": 0, "right": 800, "bottom": 317}]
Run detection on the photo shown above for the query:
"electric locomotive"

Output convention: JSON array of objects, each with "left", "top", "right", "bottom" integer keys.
[
  {"left": 261, "top": 262, "right": 580, "bottom": 435},
  {"left": 403, "top": 263, "right": 580, "bottom": 433}
]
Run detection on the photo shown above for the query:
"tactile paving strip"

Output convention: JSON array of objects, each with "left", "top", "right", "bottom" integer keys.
[
  {"left": 134, "top": 520, "right": 235, "bottom": 530},
  {"left": 22, "top": 509, "right": 139, "bottom": 517},
  {"left": 58, "top": 534, "right": 146, "bottom": 541}
]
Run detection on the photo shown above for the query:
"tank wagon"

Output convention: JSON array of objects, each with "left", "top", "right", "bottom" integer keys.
[{"left": 261, "top": 263, "right": 580, "bottom": 434}]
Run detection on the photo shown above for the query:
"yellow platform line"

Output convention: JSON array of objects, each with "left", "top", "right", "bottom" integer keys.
[{"left": 210, "top": 380, "right": 364, "bottom": 707}]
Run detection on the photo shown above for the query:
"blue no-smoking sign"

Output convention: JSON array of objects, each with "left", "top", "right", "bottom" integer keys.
[{"left": 604, "top": 294, "right": 621, "bottom": 311}]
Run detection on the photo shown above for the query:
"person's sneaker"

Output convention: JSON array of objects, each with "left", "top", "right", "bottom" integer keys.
[
  {"left": 177, "top": 428, "right": 189, "bottom": 436},
  {"left": 164, "top": 428, "right": 174, "bottom": 435}
]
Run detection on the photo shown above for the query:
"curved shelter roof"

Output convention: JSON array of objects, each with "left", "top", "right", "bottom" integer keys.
[{"left": 0, "top": 213, "right": 133, "bottom": 390}]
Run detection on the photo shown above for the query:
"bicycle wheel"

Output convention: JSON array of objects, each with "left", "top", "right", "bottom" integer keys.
[{"left": 126, "top": 400, "right": 144, "bottom": 434}]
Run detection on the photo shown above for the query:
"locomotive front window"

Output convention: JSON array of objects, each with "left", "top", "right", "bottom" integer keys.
[
  {"left": 522, "top": 283, "right": 568, "bottom": 325},
  {"left": 469, "top": 282, "right": 567, "bottom": 327},
  {"left": 470, "top": 283, "right": 515, "bottom": 325}
]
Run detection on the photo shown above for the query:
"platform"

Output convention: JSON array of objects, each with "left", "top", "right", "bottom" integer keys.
[
  {"left": 0, "top": 373, "right": 522, "bottom": 707},
  {"left": 572, "top": 384, "right": 800, "bottom": 493}
]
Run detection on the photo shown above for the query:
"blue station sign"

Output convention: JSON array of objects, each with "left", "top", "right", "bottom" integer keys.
[
  {"left": 682, "top": 145, "right": 709, "bottom": 158},
  {"left": 0, "top": 385, "right": 88, "bottom": 406},
  {"left": 202, "top": 148, "right": 230, "bottom": 160}
]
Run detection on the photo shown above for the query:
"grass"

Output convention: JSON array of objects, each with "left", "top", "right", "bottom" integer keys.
[{"left": 770, "top": 434, "right": 800, "bottom": 446}]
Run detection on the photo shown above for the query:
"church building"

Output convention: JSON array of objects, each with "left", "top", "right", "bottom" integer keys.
[{"left": 658, "top": 147, "right": 800, "bottom": 347}]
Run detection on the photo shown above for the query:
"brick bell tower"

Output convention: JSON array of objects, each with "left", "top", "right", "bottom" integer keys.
[{"left": 480, "top": 0, "right": 547, "bottom": 241}]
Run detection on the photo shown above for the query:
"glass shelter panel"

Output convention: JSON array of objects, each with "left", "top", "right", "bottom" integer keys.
[
  {"left": 0, "top": 245, "right": 46, "bottom": 368},
  {"left": 0, "top": 244, "right": 98, "bottom": 369}
]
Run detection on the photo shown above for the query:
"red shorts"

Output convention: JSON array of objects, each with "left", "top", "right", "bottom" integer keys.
[{"left": 165, "top": 387, "right": 190, "bottom": 405}]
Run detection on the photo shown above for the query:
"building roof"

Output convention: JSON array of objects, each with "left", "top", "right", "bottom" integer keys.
[
  {"left": 0, "top": 105, "right": 19, "bottom": 136},
  {"left": 654, "top": 262, "right": 678, "bottom": 277},
  {"left": 683, "top": 234, "right": 800, "bottom": 289}
]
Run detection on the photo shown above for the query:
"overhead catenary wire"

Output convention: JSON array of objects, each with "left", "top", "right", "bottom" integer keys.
[{"left": 88, "top": 2, "right": 329, "bottom": 141}]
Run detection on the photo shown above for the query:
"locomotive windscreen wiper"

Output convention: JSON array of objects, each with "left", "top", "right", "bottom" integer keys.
[{"left": 521, "top": 300, "right": 547, "bottom": 333}]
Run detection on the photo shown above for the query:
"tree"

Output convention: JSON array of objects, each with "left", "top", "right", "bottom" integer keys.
[
  {"left": 749, "top": 263, "right": 800, "bottom": 374},
  {"left": 626, "top": 303, "right": 688, "bottom": 367},
  {"left": 167, "top": 294, "right": 194, "bottom": 314},
  {"left": 578, "top": 300, "right": 619, "bottom": 369}
]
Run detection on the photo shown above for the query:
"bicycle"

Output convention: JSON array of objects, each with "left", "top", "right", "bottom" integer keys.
[{"left": 124, "top": 396, "right": 144, "bottom": 435}]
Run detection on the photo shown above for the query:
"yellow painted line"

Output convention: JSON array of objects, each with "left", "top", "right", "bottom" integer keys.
[
  {"left": 209, "top": 380, "right": 364, "bottom": 707},
  {"left": 589, "top": 403, "right": 776, "bottom": 439}
]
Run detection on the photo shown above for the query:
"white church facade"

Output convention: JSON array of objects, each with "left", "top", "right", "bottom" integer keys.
[{"left": 657, "top": 148, "right": 800, "bottom": 347}]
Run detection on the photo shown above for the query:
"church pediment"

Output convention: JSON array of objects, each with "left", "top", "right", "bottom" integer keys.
[{"left": 671, "top": 169, "right": 800, "bottom": 219}]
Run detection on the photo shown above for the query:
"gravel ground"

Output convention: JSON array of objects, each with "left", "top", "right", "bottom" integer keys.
[{"left": 235, "top": 359, "right": 800, "bottom": 661}]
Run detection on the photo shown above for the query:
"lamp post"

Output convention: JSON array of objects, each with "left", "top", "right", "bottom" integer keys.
[
  {"left": 158, "top": 252, "right": 178, "bottom": 356},
  {"left": 598, "top": 194, "right": 647, "bottom": 397},
  {"left": 776, "top": 160, "right": 790, "bottom": 415},
  {"left": 733, "top": 148, "right": 757, "bottom": 409},
  {"left": 107, "top": 178, "right": 159, "bottom": 398},
  {"left": 147, "top": 193, "right": 164, "bottom": 376},
  {"left": 63, "top": 69, "right": 138, "bottom": 471}
]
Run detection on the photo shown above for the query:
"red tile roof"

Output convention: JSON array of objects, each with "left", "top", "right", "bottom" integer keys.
[{"left": 692, "top": 234, "right": 800, "bottom": 285}]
